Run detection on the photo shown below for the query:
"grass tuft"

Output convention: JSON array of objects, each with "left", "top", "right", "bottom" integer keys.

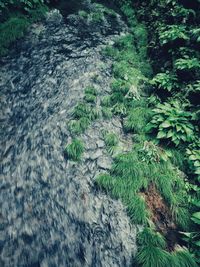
[
  {"left": 124, "top": 106, "right": 151, "bottom": 133},
  {"left": 103, "top": 131, "right": 119, "bottom": 155},
  {"left": 101, "top": 107, "right": 113, "bottom": 119},
  {"left": 64, "top": 138, "right": 84, "bottom": 161},
  {"left": 84, "top": 86, "right": 97, "bottom": 103}
]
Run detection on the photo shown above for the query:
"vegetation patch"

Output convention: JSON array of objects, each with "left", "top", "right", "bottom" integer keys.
[
  {"left": 68, "top": 87, "right": 100, "bottom": 136},
  {"left": 97, "top": 1, "right": 199, "bottom": 265},
  {"left": 0, "top": 0, "right": 48, "bottom": 56},
  {"left": 140, "top": 183, "right": 178, "bottom": 251},
  {"left": 64, "top": 138, "right": 84, "bottom": 161},
  {"left": 102, "top": 131, "right": 119, "bottom": 155}
]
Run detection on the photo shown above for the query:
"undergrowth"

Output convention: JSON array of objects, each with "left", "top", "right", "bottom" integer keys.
[
  {"left": 102, "top": 131, "right": 119, "bottom": 155},
  {"left": 64, "top": 138, "right": 84, "bottom": 161},
  {"left": 0, "top": 0, "right": 48, "bottom": 56},
  {"left": 96, "top": 1, "right": 199, "bottom": 265},
  {"left": 68, "top": 87, "right": 99, "bottom": 135}
]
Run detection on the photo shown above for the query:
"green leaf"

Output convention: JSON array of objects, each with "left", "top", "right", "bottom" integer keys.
[
  {"left": 157, "top": 131, "right": 166, "bottom": 139},
  {"left": 194, "top": 240, "right": 200, "bottom": 247},
  {"left": 160, "top": 121, "right": 171, "bottom": 128},
  {"left": 191, "top": 212, "right": 200, "bottom": 225}
]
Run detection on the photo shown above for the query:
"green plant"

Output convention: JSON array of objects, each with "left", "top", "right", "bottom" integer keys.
[
  {"left": 137, "top": 228, "right": 198, "bottom": 267},
  {"left": 72, "top": 102, "right": 99, "bottom": 121},
  {"left": 159, "top": 25, "right": 189, "bottom": 45},
  {"left": 171, "top": 248, "right": 198, "bottom": 267},
  {"left": 111, "top": 79, "right": 129, "bottom": 96},
  {"left": 136, "top": 228, "right": 170, "bottom": 267},
  {"left": 84, "top": 94, "right": 96, "bottom": 103},
  {"left": 101, "top": 107, "right": 113, "bottom": 119},
  {"left": 151, "top": 72, "right": 178, "bottom": 92},
  {"left": 181, "top": 198, "right": 200, "bottom": 265},
  {"left": 139, "top": 141, "right": 172, "bottom": 163},
  {"left": 68, "top": 117, "right": 90, "bottom": 135},
  {"left": 84, "top": 86, "right": 97, "bottom": 96},
  {"left": 101, "top": 95, "right": 111, "bottom": 107},
  {"left": 175, "top": 57, "right": 200, "bottom": 71},
  {"left": 146, "top": 101, "right": 195, "bottom": 146},
  {"left": 84, "top": 86, "right": 97, "bottom": 103},
  {"left": 0, "top": 16, "right": 29, "bottom": 55},
  {"left": 64, "top": 138, "right": 84, "bottom": 161},
  {"left": 112, "top": 102, "right": 127, "bottom": 116},
  {"left": 124, "top": 106, "right": 151, "bottom": 133},
  {"left": 0, "top": 0, "right": 47, "bottom": 56},
  {"left": 103, "top": 131, "right": 119, "bottom": 154},
  {"left": 79, "top": 3, "right": 116, "bottom": 24},
  {"left": 190, "top": 28, "right": 200, "bottom": 43},
  {"left": 96, "top": 173, "right": 148, "bottom": 224},
  {"left": 186, "top": 147, "right": 200, "bottom": 180}
]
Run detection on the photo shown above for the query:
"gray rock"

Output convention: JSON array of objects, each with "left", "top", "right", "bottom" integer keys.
[
  {"left": 96, "top": 140, "right": 105, "bottom": 148},
  {"left": 97, "top": 156, "right": 112, "bottom": 170},
  {"left": 0, "top": 7, "right": 137, "bottom": 267},
  {"left": 90, "top": 149, "right": 103, "bottom": 160}
]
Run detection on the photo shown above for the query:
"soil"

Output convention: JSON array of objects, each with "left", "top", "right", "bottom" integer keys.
[{"left": 141, "top": 183, "right": 180, "bottom": 251}]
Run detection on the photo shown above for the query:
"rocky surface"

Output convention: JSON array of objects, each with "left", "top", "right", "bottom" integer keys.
[{"left": 0, "top": 7, "right": 138, "bottom": 267}]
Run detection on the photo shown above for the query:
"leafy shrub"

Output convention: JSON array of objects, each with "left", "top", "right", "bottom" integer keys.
[
  {"left": 0, "top": 0, "right": 47, "bottom": 56},
  {"left": 0, "top": 16, "right": 29, "bottom": 55},
  {"left": 139, "top": 141, "right": 172, "bottom": 163},
  {"left": 186, "top": 80, "right": 200, "bottom": 106},
  {"left": 186, "top": 147, "right": 200, "bottom": 180},
  {"left": 64, "top": 138, "right": 84, "bottom": 161},
  {"left": 151, "top": 72, "right": 178, "bottom": 92},
  {"left": 159, "top": 25, "right": 189, "bottom": 45},
  {"left": 146, "top": 101, "right": 195, "bottom": 146},
  {"left": 175, "top": 57, "right": 200, "bottom": 71}
]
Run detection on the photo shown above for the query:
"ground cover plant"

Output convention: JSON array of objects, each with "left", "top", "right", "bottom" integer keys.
[
  {"left": 64, "top": 138, "right": 84, "bottom": 161},
  {"left": 0, "top": 0, "right": 48, "bottom": 56},
  {"left": 2, "top": 0, "right": 199, "bottom": 265},
  {"left": 96, "top": 0, "right": 200, "bottom": 265},
  {"left": 68, "top": 87, "right": 100, "bottom": 135}
]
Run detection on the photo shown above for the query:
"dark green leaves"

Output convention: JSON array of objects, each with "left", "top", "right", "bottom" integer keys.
[{"left": 146, "top": 101, "right": 195, "bottom": 146}]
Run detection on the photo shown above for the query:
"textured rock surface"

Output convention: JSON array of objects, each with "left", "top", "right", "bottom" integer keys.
[{"left": 0, "top": 8, "right": 138, "bottom": 267}]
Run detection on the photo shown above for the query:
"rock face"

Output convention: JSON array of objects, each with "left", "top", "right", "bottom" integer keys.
[{"left": 0, "top": 8, "right": 137, "bottom": 267}]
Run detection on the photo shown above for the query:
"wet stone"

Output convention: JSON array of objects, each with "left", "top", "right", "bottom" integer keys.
[
  {"left": 89, "top": 149, "right": 103, "bottom": 160},
  {"left": 96, "top": 140, "right": 105, "bottom": 148},
  {"left": 0, "top": 7, "right": 137, "bottom": 267},
  {"left": 97, "top": 156, "right": 112, "bottom": 170}
]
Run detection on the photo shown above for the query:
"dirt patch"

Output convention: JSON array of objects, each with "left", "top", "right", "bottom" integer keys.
[{"left": 141, "top": 183, "right": 180, "bottom": 251}]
